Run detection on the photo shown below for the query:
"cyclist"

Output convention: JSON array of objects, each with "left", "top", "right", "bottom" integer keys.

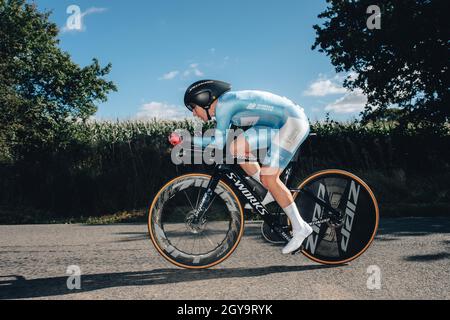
[{"left": 172, "top": 79, "right": 312, "bottom": 254}]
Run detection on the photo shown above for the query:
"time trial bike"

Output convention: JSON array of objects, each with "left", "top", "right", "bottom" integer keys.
[{"left": 148, "top": 134, "right": 379, "bottom": 269}]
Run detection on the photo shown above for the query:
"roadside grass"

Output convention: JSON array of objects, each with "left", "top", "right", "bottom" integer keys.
[{"left": 84, "top": 209, "right": 147, "bottom": 224}]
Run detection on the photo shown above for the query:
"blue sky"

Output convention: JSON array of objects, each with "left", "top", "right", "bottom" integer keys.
[{"left": 35, "top": 0, "right": 367, "bottom": 122}]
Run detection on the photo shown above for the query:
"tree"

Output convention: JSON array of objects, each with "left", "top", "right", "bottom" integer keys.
[
  {"left": 312, "top": 0, "right": 449, "bottom": 130},
  {"left": 0, "top": 0, "right": 117, "bottom": 161}
]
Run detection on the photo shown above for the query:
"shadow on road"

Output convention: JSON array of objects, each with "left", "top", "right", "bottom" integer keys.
[
  {"left": 376, "top": 217, "right": 450, "bottom": 237},
  {"left": 113, "top": 218, "right": 450, "bottom": 255},
  {"left": 112, "top": 218, "right": 450, "bottom": 243},
  {"left": 113, "top": 222, "right": 265, "bottom": 243},
  {"left": 374, "top": 217, "right": 450, "bottom": 245},
  {"left": 0, "top": 264, "right": 339, "bottom": 300},
  {"left": 374, "top": 217, "right": 450, "bottom": 263},
  {"left": 404, "top": 252, "right": 450, "bottom": 262}
]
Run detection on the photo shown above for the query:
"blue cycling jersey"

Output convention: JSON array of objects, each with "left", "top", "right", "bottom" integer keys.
[{"left": 193, "top": 90, "right": 310, "bottom": 169}]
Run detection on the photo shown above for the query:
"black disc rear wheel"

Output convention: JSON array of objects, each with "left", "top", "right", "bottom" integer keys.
[{"left": 294, "top": 170, "right": 379, "bottom": 264}]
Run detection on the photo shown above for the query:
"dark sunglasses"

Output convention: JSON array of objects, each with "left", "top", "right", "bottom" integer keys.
[{"left": 187, "top": 91, "right": 212, "bottom": 112}]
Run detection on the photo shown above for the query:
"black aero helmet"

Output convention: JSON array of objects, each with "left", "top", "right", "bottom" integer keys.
[{"left": 184, "top": 80, "right": 231, "bottom": 114}]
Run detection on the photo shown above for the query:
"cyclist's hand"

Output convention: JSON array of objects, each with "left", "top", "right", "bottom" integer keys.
[{"left": 168, "top": 132, "right": 183, "bottom": 146}]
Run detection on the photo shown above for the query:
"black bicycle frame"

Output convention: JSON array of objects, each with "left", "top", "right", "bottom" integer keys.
[{"left": 192, "top": 163, "right": 342, "bottom": 245}]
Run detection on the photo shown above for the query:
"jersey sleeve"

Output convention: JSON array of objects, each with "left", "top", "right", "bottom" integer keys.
[
  {"left": 193, "top": 135, "right": 214, "bottom": 148},
  {"left": 192, "top": 102, "right": 233, "bottom": 149}
]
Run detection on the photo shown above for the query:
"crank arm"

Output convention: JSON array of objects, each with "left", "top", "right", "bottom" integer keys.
[
  {"left": 308, "top": 217, "right": 331, "bottom": 226},
  {"left": 261, "top": 214, "right": 292, "bottom": 243},
  {"left": 291, "top": 245, "right": 305, "bottom": 255}
]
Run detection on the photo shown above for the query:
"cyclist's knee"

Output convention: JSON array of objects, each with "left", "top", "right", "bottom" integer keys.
[{"left": 260, "top": 174, "right": 280, "bottom": 190}]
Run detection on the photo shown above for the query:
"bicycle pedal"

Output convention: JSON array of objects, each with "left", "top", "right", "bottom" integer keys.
[{"left": 291, "top": 245, "right": 304, "bottom": 255}]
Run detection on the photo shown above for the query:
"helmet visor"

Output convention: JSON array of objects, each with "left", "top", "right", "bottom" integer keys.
[
  {"left": 193, "top": 91, "right": 211, "bottom": 108},
  {"left": 185, "top": 91, "right": 212, "bottom": 112}
]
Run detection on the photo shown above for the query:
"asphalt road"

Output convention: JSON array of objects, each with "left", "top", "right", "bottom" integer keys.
[{"left": 0, "top": 217, "right": 449, "bottom": 300}]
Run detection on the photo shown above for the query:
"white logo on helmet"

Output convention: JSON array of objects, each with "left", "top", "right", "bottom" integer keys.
[{"left": 188, "top": 81, "right": 215, "bottom": 93}]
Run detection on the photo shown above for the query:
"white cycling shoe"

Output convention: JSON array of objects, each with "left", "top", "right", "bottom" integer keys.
[{"left": 282, "top": 223, "right": 313, "bottom": 254}]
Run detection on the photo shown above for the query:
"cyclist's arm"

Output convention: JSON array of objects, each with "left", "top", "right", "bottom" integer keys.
[
  {"left": 193, "top": 134, "right": 214, "bottom": 148},
  {"left": 193, "top": 108, "right": 233, "bottom": 149}
]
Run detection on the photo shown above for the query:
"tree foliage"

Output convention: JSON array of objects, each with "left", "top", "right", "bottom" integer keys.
[
  {"left": 312, "top": 0, "right": 449, "bottom": 129},
  {"left": 0, "top": 0, "right": 117, "bottom": 161}
]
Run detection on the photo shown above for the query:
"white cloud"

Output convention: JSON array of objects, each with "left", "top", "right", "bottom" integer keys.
[
  {"left": 159, "top": 70, "right": 179, "bottom": 80},
  {"left": 182, "top": 63, "right": 204, "bottom": 78},
  {"left": 61, "top": 7, "right": 107, "bottom": 33},
  {"left": 305, "top": 73, "right": 367, "bottom": 114},
  {"left": 159, "top": 63, "right": 204, "bottom": 80},
  {"left": 304, "top": 76, "right": 347, "bottom": 97},
  {"left": 193, "top": 68, "right": 204, "bottom": 76},
  {"left": 136, "top": 102, "right": 191, "bottom": 120},
  {"left": 82, "top": 7, "right": 108, "bottom": 17},
  {"left": 325, "top": 90, "right": 367, "bottom": 114}
]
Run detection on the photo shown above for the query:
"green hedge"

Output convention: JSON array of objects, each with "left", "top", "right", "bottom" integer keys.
[{"left": 0, "top": 119, "right": 449, "bottom": 221}]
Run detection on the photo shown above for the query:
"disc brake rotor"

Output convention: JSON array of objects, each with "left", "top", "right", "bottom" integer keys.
[{"left": 185, "top": 211, "right": 208, "bottom": 234}]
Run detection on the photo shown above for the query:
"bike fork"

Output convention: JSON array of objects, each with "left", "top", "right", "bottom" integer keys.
[{"left": 193, "top": 173, "right": 221, "bottom": 222}]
